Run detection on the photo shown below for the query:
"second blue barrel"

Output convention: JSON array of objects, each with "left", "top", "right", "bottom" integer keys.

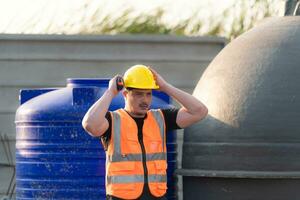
[{"left": 15, "top": 78, "right": 177, "bottom": 200}]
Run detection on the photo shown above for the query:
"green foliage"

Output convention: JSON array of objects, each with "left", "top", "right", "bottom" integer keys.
[
  {"left": 225, "top": 0, "right": 281, "bottom": 40},
  {"left": 83, "top": 9, "right": 171, "bottom": 35},
  {"left": 80, "top": 8, "right": 192, "bottom": 35},
  {"left": 78, "top": 0, "right": 281, "bottom": 40}
]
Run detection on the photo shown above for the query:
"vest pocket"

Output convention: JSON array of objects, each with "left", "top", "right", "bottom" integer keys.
[
  {"left": 156, "top": 183, "right": 168, "bottom": 196},
  {"left": 154, "top": 160, "right": 168, "bottom": 176},
  {"left": 157, "top": 183, "right": 168, "bottom": 190},
  {"left": 110, "top": 161, "right": 135, "bottom": 172},
  {"left": 149, "top": 140, "right": 163, "bottom": 152},
  {"left": 149, "top": 182, "right": 167, "bottom": 197},
  {"left": 155, "top": 160, "right": 167, "bottom": 170}
]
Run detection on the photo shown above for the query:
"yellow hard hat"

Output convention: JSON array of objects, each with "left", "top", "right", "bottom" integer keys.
[{"left": 124, "top": 64, "right": 159, "bottom": 89}]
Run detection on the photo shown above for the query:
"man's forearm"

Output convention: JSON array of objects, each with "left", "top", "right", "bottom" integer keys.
[
  {"left": 82, "top": 89, "right": 115, "bottom": 136},
  {"left": 162, "top": 83, "right": 207, "bottom": 115},
  {"left": 86, "top": 89, "right": 114, "bottom": 122}
]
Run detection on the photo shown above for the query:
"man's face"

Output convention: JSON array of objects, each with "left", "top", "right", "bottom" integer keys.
[{"left": 124, "top": 89, "right": 152, "bottom": 117}]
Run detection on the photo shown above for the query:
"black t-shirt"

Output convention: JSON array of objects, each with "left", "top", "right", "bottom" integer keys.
[{"left": 102, "top": 108, "right": 181, "bottom": 200}]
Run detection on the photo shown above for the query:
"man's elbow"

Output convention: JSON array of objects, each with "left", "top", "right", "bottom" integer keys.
[
  {"left": 195, "top": 105, "right": 208, "bottom": 121},
  {"left": 82, "top": 120, "right": 104, "bottom": 137},
  {"left": 82, "top": 121, "right": 95, "bottom": 136}
]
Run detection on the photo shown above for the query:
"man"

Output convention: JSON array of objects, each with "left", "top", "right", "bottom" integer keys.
[{"left": 82, "top": 65, "right": 208, "bottom": 200}]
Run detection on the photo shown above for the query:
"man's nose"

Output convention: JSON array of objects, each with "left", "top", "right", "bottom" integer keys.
[{"left": 141, "top": 94, "right": 147, "bottom": 99}]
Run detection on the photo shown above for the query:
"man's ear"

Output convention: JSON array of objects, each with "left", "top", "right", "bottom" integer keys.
[{"left": 122, "top": 90, "right": 128, "bottom": 99}]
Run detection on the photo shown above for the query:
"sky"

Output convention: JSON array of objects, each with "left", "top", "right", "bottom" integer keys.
[{"left": 0, "top": 0, "right": 238, "bottom": 34}]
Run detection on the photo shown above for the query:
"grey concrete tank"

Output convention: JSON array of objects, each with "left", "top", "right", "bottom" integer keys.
[{"left": 178, "top": 17, "right": 300, "bottom": 200}]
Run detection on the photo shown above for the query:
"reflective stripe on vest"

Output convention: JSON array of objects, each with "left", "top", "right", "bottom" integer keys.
[
  {"left": 108, "top": 152, "right": 166, "bottom": 162},
  {"left": 151, "top": 109, "right": 166, "bottom": 153},
  {"left": 107, "top": 174, "right": 167, "bottom": 184}
]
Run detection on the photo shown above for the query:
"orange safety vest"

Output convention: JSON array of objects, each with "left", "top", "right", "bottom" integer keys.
[{"left": 106, "top": 108, "right": 167, "bottom": 199}]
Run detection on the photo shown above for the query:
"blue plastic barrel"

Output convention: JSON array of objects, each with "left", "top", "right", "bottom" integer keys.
[{"left": 15, "top": 78, "right": 177, "bottom": 200}]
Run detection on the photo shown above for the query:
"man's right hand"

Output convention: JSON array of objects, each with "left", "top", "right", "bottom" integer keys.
[{"left": 108, "top": 75, "right": 123, "bottom": 96}]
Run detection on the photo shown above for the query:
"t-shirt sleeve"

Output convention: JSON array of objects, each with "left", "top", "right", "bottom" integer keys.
[
  {"left": 161, "top": 108, "right": 181, "bottom": 132},
  {"left": 100, "top": 112, "right": 112, "bottom": 150}
]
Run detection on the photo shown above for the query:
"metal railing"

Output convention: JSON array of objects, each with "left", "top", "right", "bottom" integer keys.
[{"left": 0, "top": 133, "right": 15, "bottom": 200}]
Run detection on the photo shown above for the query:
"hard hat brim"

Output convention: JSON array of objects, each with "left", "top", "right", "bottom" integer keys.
[{"left": 125, "top": 84, "right": 159, "bottom": 90}]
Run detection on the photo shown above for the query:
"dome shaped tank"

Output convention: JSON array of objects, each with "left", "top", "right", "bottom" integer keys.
[
  {"left": 179, "top": 17, "right": 300, "bottom": 200},
  {"left": 15, "top": 78, "right": 177, "bottom": 200}
]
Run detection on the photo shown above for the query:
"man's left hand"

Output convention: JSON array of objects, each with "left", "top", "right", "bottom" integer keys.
[{"left": 148, "top": 67, "right": 169, "bottom": 92}]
